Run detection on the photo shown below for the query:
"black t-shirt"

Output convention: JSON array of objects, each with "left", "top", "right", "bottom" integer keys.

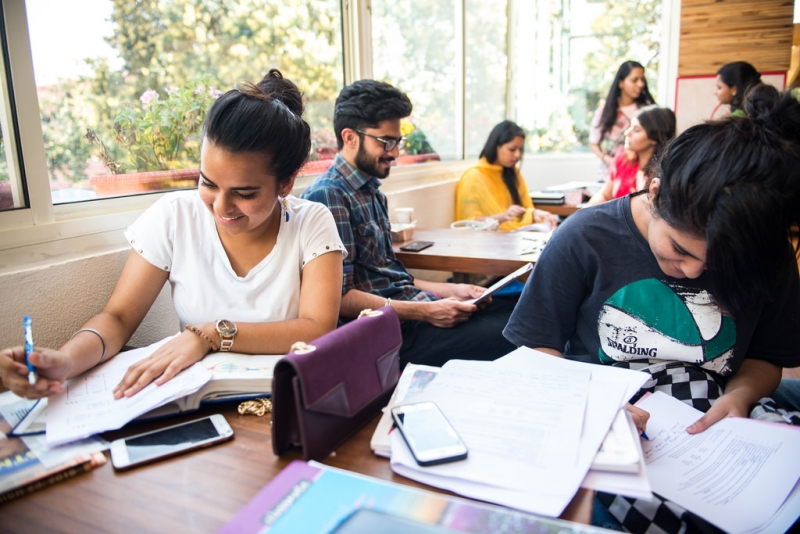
[{"left": 503, "top": 196, "right": 800, "bottom": 378}]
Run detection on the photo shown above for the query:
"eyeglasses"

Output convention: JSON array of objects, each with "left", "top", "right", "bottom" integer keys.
[{"left": 355, "top": 129, "right": 407, "bottom": 152}]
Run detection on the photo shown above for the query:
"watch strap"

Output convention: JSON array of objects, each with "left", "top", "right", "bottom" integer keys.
[{"left": 219, "top": 336, "right": 235, "bottom": 352}]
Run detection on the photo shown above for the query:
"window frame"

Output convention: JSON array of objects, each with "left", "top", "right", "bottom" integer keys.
[{"left": 0, "top": 0, "right": 675, "bottom": 270}]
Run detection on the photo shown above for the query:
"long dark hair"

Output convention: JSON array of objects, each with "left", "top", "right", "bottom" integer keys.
[
  {"left": 717, "top": 61, "right": 761, "bottom": 112},
  {"left": 599, "top": 61, "right": 655, "bottom": 139},
  {"left": 203, "top": 69, "right": 311, "bottom": 186},
  {"left": 480, "top": 121, "right": 526, "bottom": 206},
  {"left": 652, "top": 85, "right": 800, "bottom": 314},
  {"left": 635, "top": 106, "right": 676, "bottom": 177}
]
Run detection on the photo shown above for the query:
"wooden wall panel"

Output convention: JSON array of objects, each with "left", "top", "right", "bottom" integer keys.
[{"left": 679, "top": 0, "right": 794, "bottom": 76}]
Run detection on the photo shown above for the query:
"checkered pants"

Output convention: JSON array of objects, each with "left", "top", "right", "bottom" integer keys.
[{"left": 597, "top": 360, "right": 800, "bottom": 534}]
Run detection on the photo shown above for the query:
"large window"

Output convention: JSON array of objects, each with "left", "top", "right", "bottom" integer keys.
[
  {"left": 511, "top": 0, "right": 662, "bottom": 154},
  {"left": 0, "top": 30, "right": 23, "bottom": 212},
  {"left": 0, "top": 0, "right": 666, "bottom": 244},
  {"left": 20, "top": 0, "right": 343, "bottom": 207},
  {"left": 371, "top": 0, "right": 508, "bottom": 162}
]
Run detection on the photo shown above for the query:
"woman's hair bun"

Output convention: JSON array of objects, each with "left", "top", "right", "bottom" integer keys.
[
  {"left": 257, "top": 68, "right": 305, "bottom": 117},
  {"left": 741, "top": 84, "right": 800, "bottom": 143},
  {"left": 204, "top": 69, "right": 311, "bottom": 185}
]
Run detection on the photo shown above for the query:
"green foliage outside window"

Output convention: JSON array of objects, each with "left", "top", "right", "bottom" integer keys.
[{"left": 36, "top": 0, "right": 343, "bottom": 182}]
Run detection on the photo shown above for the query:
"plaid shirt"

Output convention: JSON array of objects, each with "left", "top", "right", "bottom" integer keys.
[{"left": 301, "top": 154, "right": 436, "bottom": 302}]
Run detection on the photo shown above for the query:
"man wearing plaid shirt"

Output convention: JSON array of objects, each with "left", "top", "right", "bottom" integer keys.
[{"left": 302, "top": 80, "right": 516, "bottom": 367}]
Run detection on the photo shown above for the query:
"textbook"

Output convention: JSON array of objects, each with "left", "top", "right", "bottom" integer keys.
[
  {"left": 0, "top": 394, "right": 108, "bottom": 503},
  {"left": 140, "top": 352, "right": 282, "bottom": 419},
  {"left": 218, "top": 460, "right": 608, "bottom": 534}
]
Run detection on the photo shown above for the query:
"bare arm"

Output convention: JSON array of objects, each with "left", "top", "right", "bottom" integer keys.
[
  {"left": 687, "top": 359, "right": 782, "bottom": 434},
  {"left": 1, "top": 250, "right": 169, "bottom": 398},
  {"left": 414, "top": 279, "right": 485, "bottom": 300},
  {"left": 589, "top": 143, "right": 613, "bottom": 165},
  {"left": 341, "top": 287, "right": 477, "bottom": 328},
  {"left": 586, "top": 178, "right": 613, "bottom": 206},
  {"left": 115, "top": 251, "right": 344, "bottom": 397},
  {"left": 472, "top": 205, "right": 527, "bottom": 223}
]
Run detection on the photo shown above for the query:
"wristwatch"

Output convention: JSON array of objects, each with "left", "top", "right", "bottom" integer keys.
[{"left": 215, "top": 319, "right": 238, "bottom": 352}]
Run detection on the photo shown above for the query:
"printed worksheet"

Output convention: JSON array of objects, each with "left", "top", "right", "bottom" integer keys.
[
  {"left": 638, "top": 392, "right": 800, "bottom": 534},
  {"left": 391, "top": 358, "right": 591, "bottom": 517},
  {"left": 46, "top": 338, "right": 212, "bottom": 447}
]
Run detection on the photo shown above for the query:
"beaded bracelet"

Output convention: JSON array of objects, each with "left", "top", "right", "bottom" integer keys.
[{"left": 185, "top": 324, "right": 219, "bottom": 352}]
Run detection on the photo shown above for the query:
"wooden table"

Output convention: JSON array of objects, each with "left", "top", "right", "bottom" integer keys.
[
  {"left": 538, "top": 204, "right": 580, "bottom": 217},
  {"left": 394, "top": 228, "right": 545, "bottom": 276},
  {"left": 1, "top": 402, "right": 592, "bottom": 532}
]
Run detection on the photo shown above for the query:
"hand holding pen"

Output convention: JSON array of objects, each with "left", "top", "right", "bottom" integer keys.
[
  {"left": 0, "top": 319, "right": 72, "bottom": 398},
  {"left": 24, "top": 315, "right": 37, "bottom": 385}
]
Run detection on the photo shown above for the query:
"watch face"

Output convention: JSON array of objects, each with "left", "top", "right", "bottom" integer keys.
[{"left": 216, "top": 319, "right": 237, "bottom": 336}]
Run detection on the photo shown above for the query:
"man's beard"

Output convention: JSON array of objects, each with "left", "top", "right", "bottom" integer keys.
[{"left": 354, "top": 143, "right": 395, "bottom": 178}]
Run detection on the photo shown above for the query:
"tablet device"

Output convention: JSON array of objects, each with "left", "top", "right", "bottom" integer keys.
[{"left": 464, "top": 262, "right": 533, "bottom": 305}]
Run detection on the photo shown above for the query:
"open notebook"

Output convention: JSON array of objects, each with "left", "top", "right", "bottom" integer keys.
[{"left": 139, "top": 352, "right": 281, "bottom": 419}]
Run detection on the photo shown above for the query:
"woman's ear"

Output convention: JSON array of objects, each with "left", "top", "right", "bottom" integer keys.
[
  {"left": 648, "top": 177, "right": 660, "bottom": 197},
  {"left": 279, "top": 174, "right": 297, "bottom": 197}
]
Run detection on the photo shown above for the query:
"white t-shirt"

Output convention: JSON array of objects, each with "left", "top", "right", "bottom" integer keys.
[{"left": 124, "top": 191, "right": 345, "bottom": 328}]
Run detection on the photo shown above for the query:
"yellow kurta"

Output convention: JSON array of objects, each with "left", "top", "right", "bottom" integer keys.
[{"left": 456, "top": 158, "right": 535, "bottom": 231}]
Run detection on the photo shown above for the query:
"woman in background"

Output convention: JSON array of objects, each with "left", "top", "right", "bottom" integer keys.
[
  {"left": 714, "top": 61, "right": 761, "bottom": 116},
  {"left": 588, "top": 60, "right": 655, "bottom": 180},
  {"left": 456, "top": 120, "right": 557, "bottom": 232},
  {"left": 1, "top": 70, "right": 345, "bottom": 399},
  {"left": 587, "top": 106, "right": 675, "bottom": 206}
]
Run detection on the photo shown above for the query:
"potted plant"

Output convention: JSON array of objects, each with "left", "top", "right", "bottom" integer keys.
[{"left": 88, "top": 79, "right": 222, "bottom": 195}]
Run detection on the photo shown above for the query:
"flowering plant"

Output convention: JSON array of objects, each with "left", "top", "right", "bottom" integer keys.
[
  {"left": 400, "top": 118, "right": 435, "bottom": 155},
  {"left": 88, "top": 78, "right": 222, "bottom": 173}
]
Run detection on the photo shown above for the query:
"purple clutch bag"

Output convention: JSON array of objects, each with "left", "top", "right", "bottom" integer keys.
[{"left": 272, "top": 306, "right": 402, "bottom": 461}]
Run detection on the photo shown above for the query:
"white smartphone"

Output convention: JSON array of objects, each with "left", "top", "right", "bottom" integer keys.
[
  {"left": 110, "top": 413, "right": 233, "bottom": 470},
  {"left": 391, "top": 401, "right": 468, "bottom": 466}
]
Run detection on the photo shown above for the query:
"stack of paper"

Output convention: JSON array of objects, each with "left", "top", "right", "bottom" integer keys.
[
  {"left": 637, "top": 392, "right": 800, "bottom": 534},
  {"left": 370, "top": 363, "right": 441, "bottom": 457},
  {"left": 389, "top": 347, "right": 650, "bottom": 517},
  {"left": 46, "top": 336, "right": 212, "bottom": 446}
]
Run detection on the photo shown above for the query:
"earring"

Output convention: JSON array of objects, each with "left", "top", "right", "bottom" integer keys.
[{"left": 281, "top": 196, "right": 290, "bottom": 222}]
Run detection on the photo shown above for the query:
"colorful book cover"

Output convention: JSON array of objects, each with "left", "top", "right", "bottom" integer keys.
[{"left": 218, "top": 461, "right": 605, "bottom": 534}]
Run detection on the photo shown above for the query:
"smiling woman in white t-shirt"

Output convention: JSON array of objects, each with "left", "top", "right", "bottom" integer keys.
[{"left": 1, "top": 70, "right": 345, "bottom": 399}]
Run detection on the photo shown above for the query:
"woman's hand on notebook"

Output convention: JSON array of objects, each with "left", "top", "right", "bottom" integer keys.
[{"left": 113, "top": 329, "right": 209, "bottom": 399}]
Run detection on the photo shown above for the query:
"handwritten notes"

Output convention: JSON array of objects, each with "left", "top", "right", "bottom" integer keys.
[{"left": 47, "top": 338, "right": 212, "bottom": 446}]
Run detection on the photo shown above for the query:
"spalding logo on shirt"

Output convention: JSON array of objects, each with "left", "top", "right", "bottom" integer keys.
[{"left": 597, "top": 278, "right": 736, "bottom": 375}]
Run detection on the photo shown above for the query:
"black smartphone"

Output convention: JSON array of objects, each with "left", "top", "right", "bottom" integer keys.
[
  {"left": 399, "top": 241, "right": 434, "bottom": 252},
  {"left": 110, "top": 414, "right": 233, "bottom": 470},
  {"left": 391, "top": 401, "right": 468, "bottom": 466}
]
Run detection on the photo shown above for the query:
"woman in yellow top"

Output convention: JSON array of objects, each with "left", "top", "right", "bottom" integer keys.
[{"left": 456, "top": 121, "right": 557, "bottom": 231}]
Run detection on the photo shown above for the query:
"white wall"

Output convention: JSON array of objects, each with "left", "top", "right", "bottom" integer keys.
[
  {"left": 0, "top": 249, "right": 178, "bottom": 350},
  {"left": 0, "top": 154, "right": 595, "bottom": 349}
]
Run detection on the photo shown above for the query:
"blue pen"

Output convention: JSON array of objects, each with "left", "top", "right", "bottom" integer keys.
[
  {"left": 23, "top": 315, "right": 36, "bottom": 385},
  {"left": 641, "top": 431, "right": 651, "bottom": 441}
]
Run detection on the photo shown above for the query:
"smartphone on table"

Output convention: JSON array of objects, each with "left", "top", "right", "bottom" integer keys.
[
  {"left": 110, "top": 413, "right": 233, "bottom": 470},
  {"left": 390, "top": 401, "right": 468, "bottom": 466},
  {"left": 399, "top": 241, "right": 434, "bottom": 252}
]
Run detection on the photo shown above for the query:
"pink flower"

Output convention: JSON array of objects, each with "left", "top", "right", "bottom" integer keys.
[
  {"left": 139, "top": 90, "right": 157, "bottom": 105},
  {"left": 208, "top": 88, "right": 223, "bottom": 98}
]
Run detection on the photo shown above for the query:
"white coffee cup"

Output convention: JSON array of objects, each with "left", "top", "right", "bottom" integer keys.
[{"left": 395, "top": 207, "right": 414, "bottom": 225}]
